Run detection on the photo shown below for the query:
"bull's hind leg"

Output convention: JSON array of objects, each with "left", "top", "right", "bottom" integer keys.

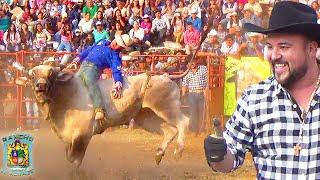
[
  {"left": 174, "top": 113, "right": 189, "bottom": 161},
  {"left": 134, "top": 108, "right": 178, "bottom": 165}
]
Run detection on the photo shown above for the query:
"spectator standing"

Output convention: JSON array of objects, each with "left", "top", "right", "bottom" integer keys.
[
  {"left": 3, "top": 23, "right": 21, "bottom": 52},
  {"left": 183, "top": 22, "right": 200, "bottom": 55},
  {"left": 182, "top": 59, "right": 207, "bottom": 134}
]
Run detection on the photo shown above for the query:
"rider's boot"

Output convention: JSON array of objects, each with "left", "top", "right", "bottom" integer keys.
[{"left": 92, "top": 108, "right": 106, "bottom": 135}]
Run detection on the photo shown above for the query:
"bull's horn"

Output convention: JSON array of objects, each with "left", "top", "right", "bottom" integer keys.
[{"left": 167, "top": 67, "right": 190, "bottom": 80}]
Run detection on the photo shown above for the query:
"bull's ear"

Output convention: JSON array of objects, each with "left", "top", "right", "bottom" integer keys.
[{"left": 15, "top": 77, "right": 29, "bottom": 86}]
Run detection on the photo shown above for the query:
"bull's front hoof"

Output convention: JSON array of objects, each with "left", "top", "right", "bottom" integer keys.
[{"left": 155, "top": 148, "right": 164, "bottom": 165}]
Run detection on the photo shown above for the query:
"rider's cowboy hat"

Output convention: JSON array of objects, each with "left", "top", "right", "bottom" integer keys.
[
  {"left": 115, "top": 34, "right": 133, "bottom": 49},
  {"left": 244, "top": 1, "right": 320, "bottom": 42}
]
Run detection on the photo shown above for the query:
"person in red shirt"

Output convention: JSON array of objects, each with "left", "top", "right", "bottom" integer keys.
[{"left": 183, "top": 22, "right": 200, "bottom": 55}]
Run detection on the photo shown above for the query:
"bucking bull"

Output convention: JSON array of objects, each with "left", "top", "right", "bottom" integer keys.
[{"left": 13, "top": 61, "right": 190, "bottom": 167}]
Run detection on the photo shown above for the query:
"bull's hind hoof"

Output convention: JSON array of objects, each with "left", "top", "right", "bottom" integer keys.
[
  {"left": 155, "top": 153, "right": 164, "bottom": 165},
  {"left": 155, "top": 148, "right": 164, "bottom": 165}
]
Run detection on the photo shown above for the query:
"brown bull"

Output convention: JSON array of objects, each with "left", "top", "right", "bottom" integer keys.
[{"left": 15, "top": 64, "right": 189, "bottom": 167}]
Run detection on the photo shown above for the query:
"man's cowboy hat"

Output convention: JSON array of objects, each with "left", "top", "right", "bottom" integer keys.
[
  {"left": 244, "top": 1, "right": 320, "bottom": 42},
  {"left": 115, "top": 34, "right": 133, "bottom": 48}
]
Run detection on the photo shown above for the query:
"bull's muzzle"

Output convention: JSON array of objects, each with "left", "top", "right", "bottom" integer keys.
[
  {"left": 35, "top": 83, "right": 47, "bottom": 92},
  {"left": 35, "top": 78, "right": 48, "bottom": 92}
]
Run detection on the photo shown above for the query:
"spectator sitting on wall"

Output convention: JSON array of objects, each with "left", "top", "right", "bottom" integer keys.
[{"left": 183, "top": 21, "right": 201, "bottom": 55}]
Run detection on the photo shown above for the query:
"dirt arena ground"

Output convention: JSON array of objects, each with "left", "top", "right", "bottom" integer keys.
[{"left": 0, "top": 126, "right": 256, "bottom": 180}]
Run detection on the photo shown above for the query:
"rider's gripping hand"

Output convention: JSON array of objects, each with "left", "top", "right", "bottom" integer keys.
[
  {"left": 204, "top": 135, "right": 227, "bottom": 164},
  {"left": 112, "top": 81, "right": 122, "bottom": 99}
]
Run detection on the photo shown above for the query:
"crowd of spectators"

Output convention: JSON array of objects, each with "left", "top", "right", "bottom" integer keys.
[{"left": 0, "top": 0, "right": 301, "bottom": 58}]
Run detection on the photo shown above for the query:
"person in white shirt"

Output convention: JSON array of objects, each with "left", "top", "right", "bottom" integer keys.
[
  {"left": 220, "top": 34, "right": 239, "bottom": 56},
  {"left": 78, "top": 12, "right": 94, "bottom": 34},
  {"left": 129, "top": 20, "right": 148, "bottom": 51},
  {"left": 151, "top": 10, "right": 170, "bottom": 46}
]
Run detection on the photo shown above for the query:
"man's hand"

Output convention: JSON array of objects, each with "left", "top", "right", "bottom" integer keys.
[
  {"left": 204, "top": 135, "right": 227, "bottom": 163},
  {"left": 112, "top": 81, "right": 122, "bottom": 99}
]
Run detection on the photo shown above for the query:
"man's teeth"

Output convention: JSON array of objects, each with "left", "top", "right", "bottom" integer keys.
[{"left": 275, "top": 63, "right": 286, "bottom": 68}]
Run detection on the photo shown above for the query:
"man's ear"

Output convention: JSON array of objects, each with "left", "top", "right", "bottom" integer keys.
[{"left": 15, "top": 77, "right": 29, "bottom": 86}]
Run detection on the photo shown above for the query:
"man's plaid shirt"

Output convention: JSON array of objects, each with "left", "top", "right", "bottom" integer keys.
[
  {"left": 224, "top": 76, "right": 320, "bottom": 179},
  {"left": 182, "top": 65, "right": 207, "bottom": 91}
]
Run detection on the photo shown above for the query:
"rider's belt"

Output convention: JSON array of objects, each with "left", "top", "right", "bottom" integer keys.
[{"left": 189, "top": 89, "right": 204, "bottom": 93}]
